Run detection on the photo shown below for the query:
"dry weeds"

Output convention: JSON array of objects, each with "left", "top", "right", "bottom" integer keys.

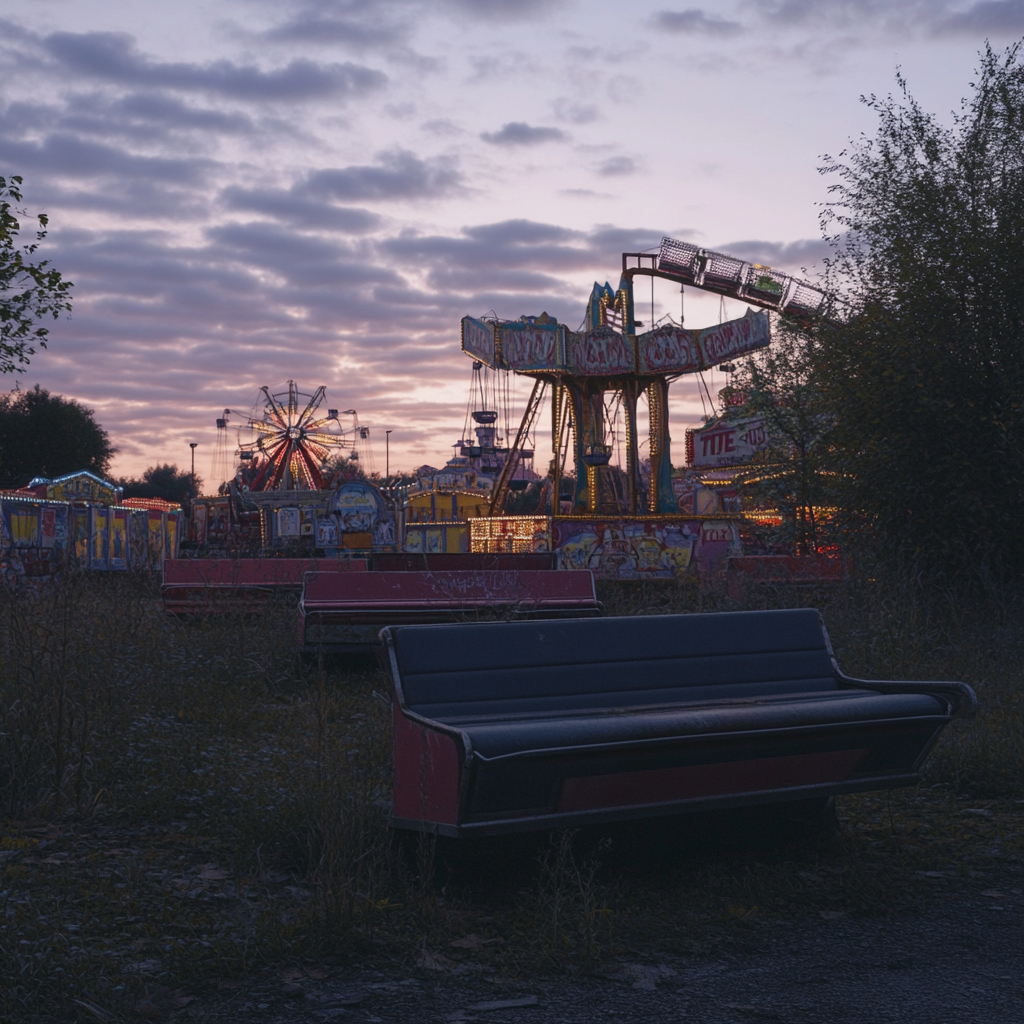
[{"left": 0, "top": 570, "right": 1021, "bottom": 1021}]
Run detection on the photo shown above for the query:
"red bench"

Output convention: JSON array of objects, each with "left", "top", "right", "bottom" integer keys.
[{"left": 298, "top": 570, "right": 599, "bottom": 652}]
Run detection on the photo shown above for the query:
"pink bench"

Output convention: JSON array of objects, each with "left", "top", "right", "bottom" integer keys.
[{"left": 299, "top": 570, "right": 600, "bottom": 652}]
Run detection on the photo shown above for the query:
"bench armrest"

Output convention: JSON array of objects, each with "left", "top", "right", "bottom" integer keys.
[{"left": 836, "top": 671, "right": 977, "bottom": 719}]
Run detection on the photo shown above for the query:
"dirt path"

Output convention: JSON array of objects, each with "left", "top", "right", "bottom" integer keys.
[{"left": 189, "top": 865, "right": 1023, "bottom": 1024}]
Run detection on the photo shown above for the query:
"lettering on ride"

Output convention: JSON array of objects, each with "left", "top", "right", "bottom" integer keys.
[
  {"left": 701, "top": 428, "right": 736, "bottom": 458},
  {"left": 697, "top": 311, "right": 770, "bottom": 367},
  {"left": 701, "top": 524, "right": 733, "bottom": 543},
  {"left": 503, "top": 327, "right": 557, "bottom": 370}
]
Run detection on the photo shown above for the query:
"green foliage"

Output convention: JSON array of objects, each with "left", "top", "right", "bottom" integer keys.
[
  {"left": 818, "top": 44, "right": 1024, "bottom": 583},
  {"left": 117, "top": 462, "right": 199, "bottom": 504},
  {"left": 0, "top": 384, "right": 115, "bottom": 487},
  {"left": 732, "top": 319, "right": 838, "bottom": 555},
  {"left": 0, "top": 176, "right": 73, "bottom": 374}
]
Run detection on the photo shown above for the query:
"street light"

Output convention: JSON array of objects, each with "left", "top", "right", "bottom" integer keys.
[
  {"left": 189, "top": 442, "right": 198, "bottom": 502},
  {"left": 385, "top": 430, "right": 392, "bottom": 480}
]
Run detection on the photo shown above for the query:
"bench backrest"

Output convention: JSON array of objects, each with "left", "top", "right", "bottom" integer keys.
[
  {"left": 302, "top": 570, "right": 596, "bottom": 612},
  {"left": 388, "top": 609, "right": 837, "bottom": 720}
]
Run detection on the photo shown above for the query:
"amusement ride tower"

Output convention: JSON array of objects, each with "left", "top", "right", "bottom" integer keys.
[{"left": 461, "top": 237, "right": 826, "bottom": 573}]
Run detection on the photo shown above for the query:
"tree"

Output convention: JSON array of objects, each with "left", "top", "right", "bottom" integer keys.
[
  {"left": 1, "top": 176, "right": 73, "bottom": 374},
  {"left": 731, "top": 318, "right": 838, "bottom": 556},
  {"left": 117, "top": 464, "right": 199, "bottom": 505},
  {"left": 0, "top": 385, "right": 115, "bottom": 488},
  {"left": 817, "top": 44, "right": 1024, "bottom": 583}
]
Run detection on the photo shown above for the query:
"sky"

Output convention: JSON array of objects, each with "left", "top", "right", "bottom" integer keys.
[{"left": 2, "top": 0, "right": 1021, "bottom": 487}]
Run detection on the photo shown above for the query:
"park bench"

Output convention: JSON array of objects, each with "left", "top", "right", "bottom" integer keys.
[
  {"left": 162, "top": 558, "right": 365, "bottom": 615},
  {"left": 299, "top": 569, "right": 599, "bottom": 653},
  {"left": 382, "top": 608, "right": 975, "bottom": 837}
]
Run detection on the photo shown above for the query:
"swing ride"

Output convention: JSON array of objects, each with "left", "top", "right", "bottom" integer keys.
[{"left": 460, "top": 236, "right": 826, "bottom": 577}]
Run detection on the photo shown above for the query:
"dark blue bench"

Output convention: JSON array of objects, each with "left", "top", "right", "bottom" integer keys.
[{"left": 382, "top": 609, "right": 975, "bottom": 836}]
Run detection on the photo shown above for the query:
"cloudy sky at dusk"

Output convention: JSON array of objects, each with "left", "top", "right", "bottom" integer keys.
[{"left": 2, "top": 0, "right": 1021, "bottom": 485}]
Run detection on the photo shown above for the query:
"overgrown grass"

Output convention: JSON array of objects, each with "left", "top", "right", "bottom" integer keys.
[{"left": 1, "top": 569, "right": 1021, "bottom": 1020}]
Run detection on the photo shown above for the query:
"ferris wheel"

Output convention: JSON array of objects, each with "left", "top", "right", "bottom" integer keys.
[{"left": 237, "top": 380, "right": 350, "bottom": 491}]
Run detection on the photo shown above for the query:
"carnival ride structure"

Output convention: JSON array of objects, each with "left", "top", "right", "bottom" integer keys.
[
  {"left": 235, "top": 380, "right": 351, "bottom": 492},
  {"left": 461, "top": 237, "right": 827, "bottom": 576}
]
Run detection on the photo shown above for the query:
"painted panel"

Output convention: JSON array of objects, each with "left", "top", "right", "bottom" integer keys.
[
  {"left": 148, "top": 513, "right": 165, "bottom": 565},
  {"left": 317, "top": 516, "right": 338, "bottom": 547},
  {"left": 566, "top": 327, "right": 635, "bottom": 375},
  {"left": 91, "top": 507, "right": 109, "bottom": 568},
  {"left": 40, "top": 506, "right": 56, "bottom": 548},
  {"left": 277, "top": 507, "right": 301, "bottom": 537},
  {"left": 73, "top": 510, "right": 90, "bottom": 563},
  {"left": 461, "top": 317, "right": 496, "bottom": 365},
  {"left": 44, "top": 471, "right": 119, "bottom": 505},
  {"left": 130, "top": 511, "right": 149, "bottom": 568},
  {"left": 500, "top": 321, "right": 560, "bottom": 371},
  {"left": 53, "top": 506, "right": 69, "bottom": 553},
  {"left": 192, "top": 503, "right": 207, "bottom": 545},
  {"left": 554, "top": 520, "right": 700, "bottom": 578},
  {"left": 166, "top": 513, "right": 178, "bottom": 560},
  {"left": 110, "top": 509, "right": 129, "bottom": 568},
  {"left": 330, "top": 482, "right": 386, "bottom": 533},
  {"left": 697, "top": 309, "right": 770, "bottom": 367},
  {"left": 9, "top": 507, "right": 40, "bottom": 546},
  {"left": 692, "top": 417, "right": 769, "bottom": 468},
  {"left": 638, "top": 325, "right": 700, "bottom": 374}
]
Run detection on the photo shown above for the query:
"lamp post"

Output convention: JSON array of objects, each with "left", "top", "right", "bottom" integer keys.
[
  {"left": 189, "top": 442, "right": 197, "bottom": 480},
  {"left": 385, "top": 430, "right": 392, "bottom": 480}
]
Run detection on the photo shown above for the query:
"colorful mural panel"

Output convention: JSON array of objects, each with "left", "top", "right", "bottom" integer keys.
[
  {"left": 110, "top": 509, "right": 128, "bottom": 568},
  {"left": 500, "top": 321, "right": 561, "bottom": 371},
  {"left": 470, "top": 515, "right": 740, "bottom": 577},
  {"left": 566, "top": 327, "right": 635, "bottom": 375},
  {"left": 91, "top": 507, "right": 109, "bottom": 568},
  {"left": 461, "top": 317, "right": 496, "bottom": 364},
  {"left": 697, "top": 309, "right": 770, "bottom": 367},
  {"left": 553, "top": 520, "right": 701, "bottom": 578},
  {"left": 638, "top": 325, "right": 700, "bottom": 374},
  {"left": 37, "top": 471, "right": 120, "bottom": 505}
]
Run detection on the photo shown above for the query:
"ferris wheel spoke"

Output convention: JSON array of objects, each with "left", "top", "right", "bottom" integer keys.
[
  {"left": 296, "top": 385, "right": 325, "bottom": 428},
  {"left": 261, "top": 386, "right": 290, "bottom": 430},
  {"left": 305, "top": 431, "right": 345, "bottom": 448},
  {"left": 295, "top": 438, "right": 325, "bottom": 490}
]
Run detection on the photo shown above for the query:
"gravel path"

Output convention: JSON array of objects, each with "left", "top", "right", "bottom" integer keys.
[{"left": 190, "top": 865, "right": 1023, "bottom": 1024}]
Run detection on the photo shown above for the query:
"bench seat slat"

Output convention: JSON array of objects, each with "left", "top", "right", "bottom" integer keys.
[{"left": 445, "top": 690, "right": 945, "bottom": 758}]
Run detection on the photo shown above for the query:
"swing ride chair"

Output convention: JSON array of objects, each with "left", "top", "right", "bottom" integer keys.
[
  {"left": 297, "top": 569, "right": 600, "bottom": 654},
  {"left": 383, "top": 608, "right": 976, "bottom": 837},
  {"left": 162, "top": 558, "right": 365, "bottom": 615}
]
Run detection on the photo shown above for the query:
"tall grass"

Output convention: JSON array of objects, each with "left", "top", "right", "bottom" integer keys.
[{"left": 0, "top": 567, "right": 1020, "bottom": 1019}]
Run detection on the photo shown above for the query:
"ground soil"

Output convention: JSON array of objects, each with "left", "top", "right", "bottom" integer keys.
[{"left": 168, "top": 853, "right": 1023, "bottom": 1024}]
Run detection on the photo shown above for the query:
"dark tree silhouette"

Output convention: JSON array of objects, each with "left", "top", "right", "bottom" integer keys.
[
  {"left": 117, "top": 464, "right": 199, "bottom": 505},
  {"left": 817, "top": 43, "right": 1024, "bottom": 583},
  {"left": 0, "top": 385, "right": 115, "bottom": 488}
]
